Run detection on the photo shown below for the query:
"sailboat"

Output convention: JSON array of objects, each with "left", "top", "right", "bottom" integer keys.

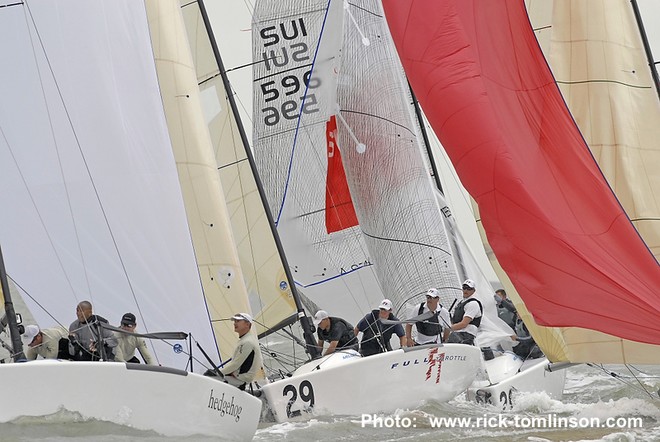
[
  {"left": 382, "top": 0, "right": 660, "bottom": 407},
  {"left": 0, "top": 0, "right": 262, "bottom": 438},
  {"left": 244, "top": 0, "right": 530, "bottom": 421},
  {"left": 176, "top": 0, "right": 485, "bottom": 422}
]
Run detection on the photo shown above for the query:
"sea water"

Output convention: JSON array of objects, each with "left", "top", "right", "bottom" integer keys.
[{"left": 1, "top": 364, "right": 658, "bottom": 442}]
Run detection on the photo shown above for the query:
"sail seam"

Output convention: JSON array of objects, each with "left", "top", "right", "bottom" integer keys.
[{"left": 555, "top": 79, "right": 652, "bottom": 89}]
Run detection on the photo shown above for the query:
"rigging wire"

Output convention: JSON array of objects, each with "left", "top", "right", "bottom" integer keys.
[{"left": 587, "top": 363, "right": 660, "bottom": 401}]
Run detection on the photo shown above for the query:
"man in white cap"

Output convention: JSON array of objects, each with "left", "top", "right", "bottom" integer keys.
[
  {"left": 354, "top": 299, "right": 407, "bottom": 356},
  {"left": 219, "top": 313, "right": 263, "bottom": 388},
  {"left": 313, "top": 310, "right": 357, "bottom": 356},
  {"left": 22, "top": 324, "right": 69, "bottom": 360},
  {"left": 405, "top": 288, "right": 452, "bottom": 346},
  {"left": 448, "top": 279, "right": 483, "bottom": 345}
]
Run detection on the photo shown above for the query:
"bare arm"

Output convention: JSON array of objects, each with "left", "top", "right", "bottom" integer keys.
[
  {"left": 405, "top": 324, "right": 414, "bottom": 347},
  {"left": 324, "top": 340, "right": 339, "bottom": 356},
  {"left": 451, "top": 316, "right": 472, "bottom": 331},
  {"left": 442, "top": 328, "right": 450, "bottom": 342}
]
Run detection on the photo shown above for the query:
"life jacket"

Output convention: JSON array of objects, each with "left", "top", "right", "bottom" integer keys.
[
  {"left": 515, "top": 318, "right": 529, "bottom": 338},
  {"left": 497, "top": 305, "right": 516, "bottom": 329},
  {"left": 451, "top": 298, "right": 483, "bottom": 327},
  {"left": 360, "top": 310, "right": 388, "bottom": 353},
  {"left": 416, "top": 302, "right": 442, "bottom": 337}
]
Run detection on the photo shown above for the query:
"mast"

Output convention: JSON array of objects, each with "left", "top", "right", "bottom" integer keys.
[
  {"left": 0, "top": 244, "right": 26, "bottom": 362},
  {"left": 408, "top": 84, "right": 468, "bottom": 280},
  {"left": 409, "top": 83, "right": 443, "bottom": 194},
  {"left": 195, "top": 0, "right": 320, "bottom": 358},
  {"left": 630, "top": 0, "right": 660, "bottom": 100}
]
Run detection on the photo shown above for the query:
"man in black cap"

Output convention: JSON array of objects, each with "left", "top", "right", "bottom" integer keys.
[{"left": 114, "top": 312, "right": 154, "bottom": 364}]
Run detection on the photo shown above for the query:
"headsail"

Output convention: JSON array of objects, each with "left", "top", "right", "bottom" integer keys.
[
  {"left": 180, "top": 0, "right": 298, "bottom": 337},
  {"left": 145, "top": 0, "right": 254, "bottom": 362},
  {"left": 382, "top": 0, "right": 660, "bottom": 350}
]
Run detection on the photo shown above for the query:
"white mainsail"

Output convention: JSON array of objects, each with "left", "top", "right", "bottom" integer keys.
[
  {"left": 252, "top": 0, "right": 386, "bottom": 322},
  {"left": 0, "top": 0, "right": 222, "bottom": 369},
  {"left": 0, "top": 2, "right": 263, "bottom": 436},
  {"left": 334, "top": 0, "right": 464, "bottom": 311}
]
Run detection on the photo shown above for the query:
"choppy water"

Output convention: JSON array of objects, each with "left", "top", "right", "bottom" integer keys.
[{"left": 1, "top": 364, "right": 658, "bottom": 442}]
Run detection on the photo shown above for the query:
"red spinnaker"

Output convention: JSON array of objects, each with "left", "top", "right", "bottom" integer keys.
[{"left": 382, "top": 0, "right": 660, "bottom": 344}]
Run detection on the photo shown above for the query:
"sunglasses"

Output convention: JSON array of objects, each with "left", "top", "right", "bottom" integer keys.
[{"left": 462, "top": 285, "right": 474, "bottom": 290}]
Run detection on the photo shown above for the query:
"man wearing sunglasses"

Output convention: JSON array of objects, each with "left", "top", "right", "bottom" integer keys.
[
  {"left": 447, "top": 279, "right": 483, "bottom": 346},
  {"left": 405, "top": 288, "right": 451, "bottom": 346}
]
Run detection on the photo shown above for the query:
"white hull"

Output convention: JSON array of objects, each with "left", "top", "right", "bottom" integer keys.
[
  {"left": 467, "top": 355, "right": 565, "bottom": 409},
  {"left": 0, "top": 360, "right": 261, "bottom": 439},
  {"left": 260, "top": 344, "right": 482, "bottom": 422}
]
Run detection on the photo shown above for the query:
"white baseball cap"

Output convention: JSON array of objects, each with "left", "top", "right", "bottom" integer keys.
[
  {"left": 378, "top": 299, "right": 393, "bottom": 310},
  {"left": 462, "top": 279, "right": 476, "bottom": 290},
  {"left": 22, "top": 324, "right": 39, "bottom": 346},
  {"left": 426, "top": 288, "right": 440, "bottom": 298},
  {"left": 231, "top": 313, "right": 253, "bottom": 324},
  {"left": 313, "top": 310, "right": 329, "bottom": 325}
]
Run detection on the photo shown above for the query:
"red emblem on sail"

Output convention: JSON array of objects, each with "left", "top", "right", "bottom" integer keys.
[{"left": 325, "top": 115, "right": 358, "bottom": 233}]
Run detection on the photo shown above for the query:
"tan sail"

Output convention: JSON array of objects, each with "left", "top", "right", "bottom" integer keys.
[
  {"left": 179, "top": 1, "right": 297, "bottom": 336},
  {"left": 145, "top": 0, "right": 251, "bottom": 361}
]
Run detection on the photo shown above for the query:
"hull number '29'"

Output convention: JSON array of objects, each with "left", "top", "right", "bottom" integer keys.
[{"left": 283, "top": 380, "right": 315, "bottom": 418}]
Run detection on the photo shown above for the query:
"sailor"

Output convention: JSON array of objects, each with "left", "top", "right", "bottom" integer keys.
[
  {"left": 494, "top": 288, "right": 517, "bottom": 329},
  {"left": 512, "top": 313, "right": 543, "bottom": 359},
  {"left": 405, "top": 288, "right": 451, "bottom": 346},
  {"left": 22, "top": 324, "right": 70, "bottom": 360},
  {"left": 68, "top": 301, "right": 118, "bottom": 361},
  {"left": 447, "top": 279, "right": 483, "bottom": 346},
  {"left": 354, "top": 299, "right": 406, "bottom": 356},
  {"left": 314, "top": 310, "right": 358, "bottom": 356},
  {"left": 114, "top": 312, "right": 154, "bottom": 364},
  {"left": 220, "top": 313, "right": 263, "bottom": 388}
]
